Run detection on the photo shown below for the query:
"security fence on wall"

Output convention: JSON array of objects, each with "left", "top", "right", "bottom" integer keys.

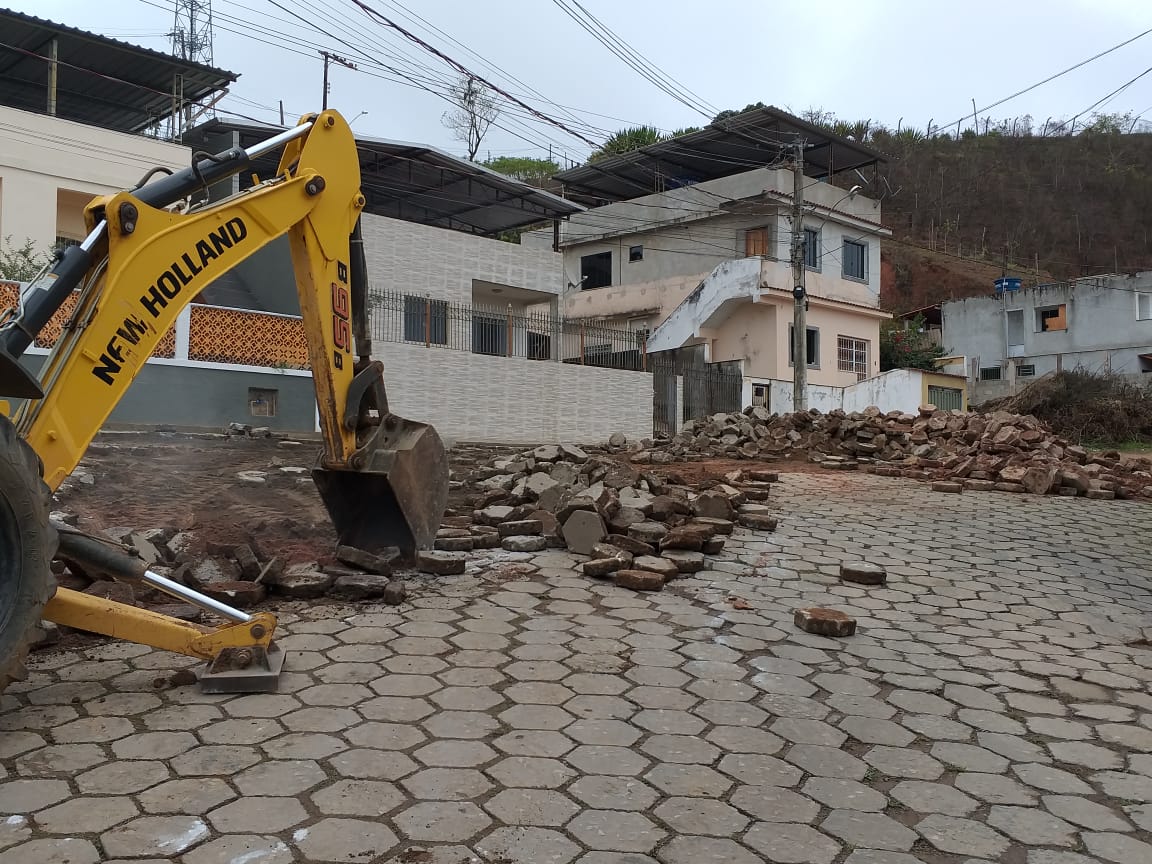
[{"left": 368, "top": 290, "right": 649, "bottom": 371}]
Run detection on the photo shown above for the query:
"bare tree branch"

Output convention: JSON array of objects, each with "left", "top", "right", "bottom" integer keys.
[{"left": 442, "top": 75, "right": 500, "bottom": 160}]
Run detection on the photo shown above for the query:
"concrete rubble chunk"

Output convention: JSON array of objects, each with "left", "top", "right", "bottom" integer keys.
[
  {"left": 417, "top": 551, "right": 467, "bottom": 576},
  {"left": 606, "top": 534, "right": 655, "bottom": 556},
  {"left": 932, "top": 481, "right": 963, "bottom": 493},
  {"left": 335, "top": 545, "right": 397, "bottom": 576},
  {"left": 583, "top": 558, "right": 627, "bottom": 578},
  {"left": 692, "top": 517, "right": 734, "bottom": 535},
  {"left": 266, "top": 563, "right": 333, "bottom": 599},
  {"left": 525, "top": 472, "right": 559, "bottom": 499},
  {"left": 327, "top": 572, "right": 393, "bottom": 601},
  {"left": 434, "top": 536, "right": 474, "bottom": 552},
  {"left": 502, "top": 536, "right": 548, "bottom": 552},
  {"left": 738, "top": 513, "right": 778, "bottom": 531},
  {"left": 795, "top": 607, "right": 857, "bottom": 636},
  {"left": 199, "top": 581, "right": 265, "bottom": 608},
  {"left": 233, "top": 544, "right": 262, "bottom": 580},
  {"left": 476, "top": 505, "right": 516, "bottom": 526},
  {"left": 562, "top": 511, "right": 607, "bottom": 555},
  {"left": 628, "top": 521, "right": 668, "bottom": 544},
  {"left": 558, "top": 444, "right": 589, "bottom": 462},
  {"left": 608, "top": 432, "right": 627, "bottom": 447},
  {"left": 532, "top": 445, "right": 562, "bottom": 462},
  {"left": 497, "top": 520, "right": 544, "bottom": 537},
  {"left": 632, "top": 556, "right": 680, "bottom": 580},
  {"left": 615, "top": 569, "right": 664, "bottom": 591},
  {"left": 840, "top": 562, "right": 887, "bottom": 586},
  {"left": 694, "top": 490, "right": 736, "bottom": 520},
  {"left": 660, "top": 550, "right": 705, "bottom": 573},
  {"left": 1022, "top": 465, "right": 1060, "bottom": 495}
]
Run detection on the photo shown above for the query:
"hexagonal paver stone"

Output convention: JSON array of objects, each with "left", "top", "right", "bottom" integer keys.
[
  {"left": 0, "top": 779, "right": 70, "bottom": 813},
  {"left": 840, "top": 717, "right": 915, "bottom": 747},
  {"left": 487, "top": 756, "right": 576, "bottom": 789},
  {"left": 34, "top": 796, "right": 138, "bottom": 834},
  {"left": 986, "top": 806, "right": 1078, "bottom": 847},
  {"left": 568, "top": 745, "right": 652, "bottom": 776},
  {"left": 770, "top": 718, "right": 847, "bottom": 747},
  {"left": 705, "top": 726, "right": 784, "bottom": 755},
  {"left": 802, "top": 778, "right": 888, "bottom": 812},
  {"left": 234, "top": 760, "right": 328, "bottom": 796},
  {"left": 657, "top": 836, "right": 763, "bottom": 864},
  {"left": 639, "top": 735, "right": 718, "bottom": 765},
  {"left": 329, "top": 749, "right": 418, "bottom": 781},
  {"left": 484, "top": 789, "right": 580, "bottom": 826},
  {"left": 785, "top": 744, "right": 868, "bottom": 780},
  {"left": 822, "top": 810, "right": 917, "bottom": 852},
  {"left": 0, "top": 838, "right": 100, "bottom": 864},
  {"left": 730, "top": 785, "right": 820, "bottom": 823},
  {"left": 171, "top": 746, "right": 262, "bottom": 777},
  {"left": 292, "top": 817, "right": 399, "bottom": 863},
  {"left": 53, "top": 716, "right": 135, "bottom": 743},
  {"left": 137, "top": 779, "right": 236, "bottom": 815},
  {"left": 1047, "top": 741, "right": 1123, "bottom": 771},
  {"left": 413, "top": 740, "right": 496, "bottom": 768},
  {"left": 208, "top": 796, "right": 308, "bottom": 834},
  {"left": 101, "top": 816, "right": 210, "bottom": 858},
  {"left": 77, "top": 761, "right": 171, "bottom": 795},
  {"left": 890, "top": 781, "right": 978, "bottom": 815},
  {"left": 498, "top": 705, "right": 575, "bottom": 731},
  {"left": 842, "top": 853, "right": 923, "bottom": 864},
  {"left": 931, "top": 742, "right": 1009, "bottom": 773},
  {"left": 1042, "top": 795, "right": 1134, "bottom": 831},
  {"left": 568, "top": 775, "right": 659, "bottom": 811},
  {"left": 633, "top": 710, "right": 706, "bottom": 736},
  {"left": 311, "top": 780, "right": 406, "bottom": 817},
  {"left": 1013, "top": 763, "right": 1093, "bottom": 795},
  {"left": 1083, "top": 832, "right": 1152, "bottom": 863},
  {"left": 567, "top": 811, "right": 666, "bottom": 853},
  {"left": 567, "top": 719, "right": 643, "bottom": 746},
  {"left": 393, "top": 801, "right": 491, "bottom": 842},
  {"left": 183, "top": 835, "right": 294, "bottom": 864},
  {"left": 475, "top": 827, "right": 581, "bottom": 864},
  {"left": 915, "top": 814, "right": 1010, "bottom": 859},
  {"left": 719, "top": 753, "right": 803, "bottom": 787},
  {"left": 863, "top": 746, "right": 944, "bottom": 780},
  {"left": 15, "top": 743, "right": 106, "bottom": 775},
  {"left": 1091, "top": 770, "right": 1152, "bottom": 801},
  {"left": 224, "top": 694, "right": 301, "bottom": 718},
  {"left": 743, "top": 822, "right": 841, "bottom": 864},
  {"left": 111, "top": 731, "right": 197, "bottom": 760},
  {"left": 653, "top": 798, "right": 749, "bottom": 837},
  {"left": 954, "top": 772, "right": 1039, "bottom": 805},
  {"left": 199, "top": 719, "right": 284, "bottom": 746},
  {"left": 644, "top": 764, "right": 732, "bottom": 798}
]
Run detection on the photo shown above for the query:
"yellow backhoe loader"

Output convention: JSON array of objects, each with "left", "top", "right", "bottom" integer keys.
[{"left": 0, "top": 111, "right": 449, "bottom": 694}]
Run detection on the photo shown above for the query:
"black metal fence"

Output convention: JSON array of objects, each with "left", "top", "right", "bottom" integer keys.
[
  {"left": 369, "top": 291, "right": 648, "bottom": 371},
  {"left": 651, "top": 352, "right": 743, "bottom": 435}
]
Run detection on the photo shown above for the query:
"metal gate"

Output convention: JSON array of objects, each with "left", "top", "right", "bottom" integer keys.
[
  {"left": 652, "top": 353, "right": 742, "bottom": 435},
  {"left": 927, "top": 384, "right": 964, "bottom": 411}
]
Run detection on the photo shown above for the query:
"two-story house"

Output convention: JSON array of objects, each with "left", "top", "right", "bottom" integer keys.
[
  {"left": 526, "top": 107, "right": 892, "bottom": 411},
  {"left": 941, "top": 273, "right": 1152, "bottom": 400}
]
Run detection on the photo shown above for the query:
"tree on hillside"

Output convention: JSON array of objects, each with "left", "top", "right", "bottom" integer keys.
[
  {"left": 442, "top": 75, "right": 500, "bottom": 160},
  {"left": 712, "top": 102, "right": 766, "bottom": 123}
]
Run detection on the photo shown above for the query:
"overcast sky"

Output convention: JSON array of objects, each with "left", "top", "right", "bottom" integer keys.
[{"left": 22, "top": 0, "right": 1152, "bottom": 163}]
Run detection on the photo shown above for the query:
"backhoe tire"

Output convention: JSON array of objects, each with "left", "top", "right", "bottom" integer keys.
[{"left": 0, "top": 414, "right": 56, "bottom": 692}]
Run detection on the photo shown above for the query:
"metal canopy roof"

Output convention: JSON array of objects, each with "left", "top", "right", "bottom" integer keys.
[
  {"left": 555, "top": 106, "right": 887, "bottom": 205},
  {"left": 0, "top": 7, "right": 236, "bottom": 134},
  {"left": 184, "top": 118, "right": 584, "bottom": 235}
]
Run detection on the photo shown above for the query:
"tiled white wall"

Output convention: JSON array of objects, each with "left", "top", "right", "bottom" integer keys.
[
  {"left": 361, "top": 214, "right": 564, "bottom": 304},
  {"left": 376, "top": 342, "right": 652, "bottom": 444}
]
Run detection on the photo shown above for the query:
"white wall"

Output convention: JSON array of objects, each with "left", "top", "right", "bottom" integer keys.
[
  {"left": 375, "top": 341, "right": 652, "bottom": 444},
  {"left": 758, "top": 369, "right": 939, "bottom": 416},
  {"left": 361, "top": 213, "right": 564, "bottom": 306},
  {"left": 0, "top": 105, "right": 190, "bottom": 251}
]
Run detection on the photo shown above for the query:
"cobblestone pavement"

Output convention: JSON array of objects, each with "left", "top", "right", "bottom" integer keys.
[{"left": 3, "top": 471, "right": 1152, "bottom": 863}]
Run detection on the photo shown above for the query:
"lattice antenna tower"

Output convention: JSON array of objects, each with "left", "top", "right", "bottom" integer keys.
[{"left": 168, "top": 0, "right": 216, "bottom": 138}]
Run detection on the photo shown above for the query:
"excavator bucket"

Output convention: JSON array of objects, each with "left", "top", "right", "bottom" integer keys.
[{"left": 313, "top": 412, "right": 450, "bottom": 558}]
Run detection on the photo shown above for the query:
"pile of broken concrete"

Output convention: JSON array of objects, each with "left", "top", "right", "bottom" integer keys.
[
  {"left": 58, "top": 524, "right": 405, "bottom": 614},
  {"left": 632, "top": 405, "right": 1152, "bottom": 500},
  {"left": 432, "top": 443, "right": 780, "bottom": 592}
]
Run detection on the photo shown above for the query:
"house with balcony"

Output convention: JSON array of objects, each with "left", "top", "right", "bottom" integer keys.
[{"left": 526, "top": 107, "right": 892, "bottom": 412}]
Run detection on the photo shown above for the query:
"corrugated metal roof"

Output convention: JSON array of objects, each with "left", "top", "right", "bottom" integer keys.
[
  {"left": 555, "top": 106, "right": 886, "bottom": 205},
  {"left": 184, "top": 118, "right": 584, "bottom": 235},
  {"left": 0, "top": 7, "right": 236, "bottom": 133}
]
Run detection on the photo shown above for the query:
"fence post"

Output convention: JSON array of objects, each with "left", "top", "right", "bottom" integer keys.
[
  {"left": 506, "top": 304, "right": 513, "bottom": 358},
  {"left": 579, "top": 324, "right": 585, "bottom": 364},
  {"left": 641, "top": 335, "right": 647, "bottom": 372},
  {"left": 424, "top": 295, "right": 431, "bottom": 348}
]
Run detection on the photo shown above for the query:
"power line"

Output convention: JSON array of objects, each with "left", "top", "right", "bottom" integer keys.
[{"left": 937, "top": 25, "right": 1152, "bottom": 132}]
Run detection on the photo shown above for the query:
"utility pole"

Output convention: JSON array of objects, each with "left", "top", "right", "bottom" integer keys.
[
  {"left": 790, "top": 138, "right": 808, "bottom": 412},
  {"left": 320, "top": 51, "right": 356, "bottom": 110}
]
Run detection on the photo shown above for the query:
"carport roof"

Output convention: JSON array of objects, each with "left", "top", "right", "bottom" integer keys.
[
  {"left": 555, "top": 106, "right": 886, "bottom": 205},
  {"left": 0, "top": 7, "right": 236, "bottom": 133},
  {"left": 184, "top": 118, "right": 584, "bottom": 236}
]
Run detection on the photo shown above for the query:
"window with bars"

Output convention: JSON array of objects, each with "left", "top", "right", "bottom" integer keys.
[
  {"left": 837, "top": 336, "right": 869, "bottom": 376},
  {"left": 980, "top": 366, "right": 1002, "bottom": 381},
  {"left": 403, "top": 295, "right": 448, "bottom": 344},
  {"left": 1017, "top": 364, "right": 1036, "bottom": 377},
  {"left": 1138, "top": 293, "right": 1152, "bottom": 320}
]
